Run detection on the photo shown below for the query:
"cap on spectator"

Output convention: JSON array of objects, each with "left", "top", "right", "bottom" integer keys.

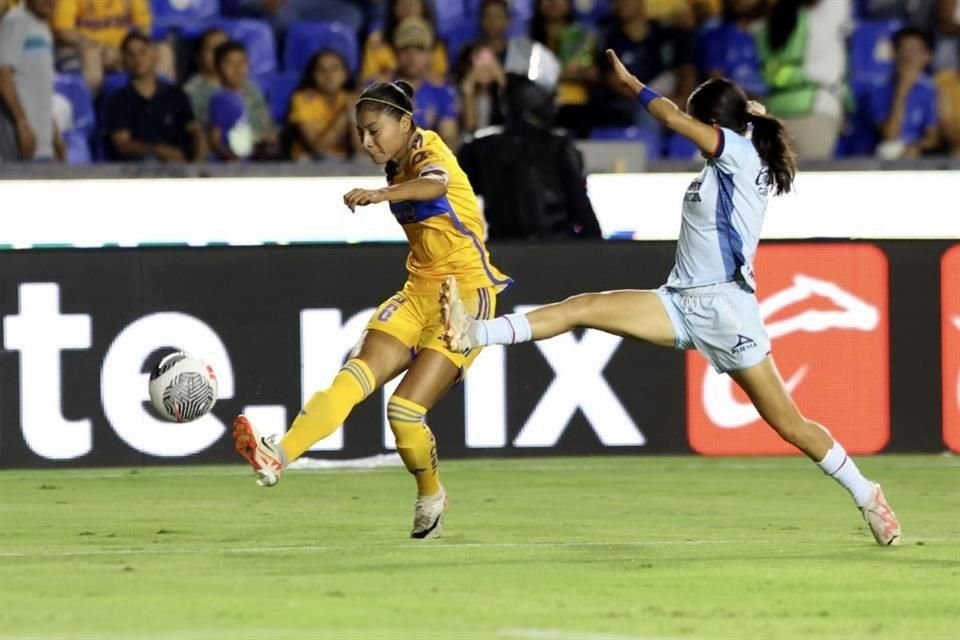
[{"left": 393, "top": 17, "right": 434, "bottom": 50}]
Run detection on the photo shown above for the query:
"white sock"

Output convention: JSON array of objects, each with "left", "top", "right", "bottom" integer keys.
[
  {"left": 473, "top": 313, "right": 533, "bottom": 347},
  {"left": 816, "top": 443, "right": 874, "bottom": 508}
]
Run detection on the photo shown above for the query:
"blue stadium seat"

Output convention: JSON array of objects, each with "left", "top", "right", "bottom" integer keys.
[
  {"left": 574, "top": 0, "right": 610, "bottom": 24},
  {"left": 432, "top": 0, "right": 470, "bottom": 39},
  {"left": 590, "top": 126, "right": 656, "bottom": 142},
  {"left": 849, "top": 19, "right": 902, "bottom": 91},
  {"left": 54, "top": 74, "right": 95, "bottom": 135},
  {"left": 217, "top": 18, "right": 277, "bottom": 79},
  {"left": 443, "top": 21, "right": 479, "bottom": 68},
  {"left": 150, "top": 0, "right": 219, "bottom": 37},
  {"left": 267, "top": 71, "right": 300, "bottom": 123},
  {"left": 283, "top": 20, "right": 359, "bottom": 75},
  {"left": 664, "top": 133, "right": 700, "bottom": 161}
]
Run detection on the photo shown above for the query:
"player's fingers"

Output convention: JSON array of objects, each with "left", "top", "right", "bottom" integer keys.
[{"left": 606, "top": 49, "right": 624, "bottom": 72}]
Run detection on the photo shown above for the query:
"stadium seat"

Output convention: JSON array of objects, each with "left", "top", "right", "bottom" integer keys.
[
  {"left": 217, "top": 18, "right": 278, "bottom": 79},
  {"left": 664, "top": 132, "right": 700, "bottom": 161},
  {"left": 573, "top": 0, "right": 610, "bottom": 24},
  {"left": 54, "top": 74, "right": 95, "bottom": 136},
  {"left": 590, "top": 126, "right": 656, "bottom": 142},
  {"left": 849, "top": 19, "right": 902, "bottom": 91},
  {"left": 150, "top": 0, "right": 219, "bottom": 37},
  {"left": 432, "top": 0, "right": 470, "bottom": 39},
  {"left": 267, "top": 71, "right": 300, "bottom": 123},
  {"left": 283, "top": 20, "right": 360, "bottom": 76},
  {"left": 443, "top": 21, "right": 479, "bottom": 68}
]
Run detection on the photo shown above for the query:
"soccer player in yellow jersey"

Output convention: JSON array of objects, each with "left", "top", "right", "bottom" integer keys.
[{"left": 231, "top": 79, "right": 511, "bottom": 539}]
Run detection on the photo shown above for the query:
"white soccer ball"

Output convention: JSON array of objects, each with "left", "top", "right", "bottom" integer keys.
[{"left": 148, "top": 352, "right": 218, "bottom": 423}]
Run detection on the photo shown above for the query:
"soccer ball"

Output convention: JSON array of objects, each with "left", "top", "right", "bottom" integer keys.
[{"left": 148, "top": 352, "right": 218, "bottom": 422}]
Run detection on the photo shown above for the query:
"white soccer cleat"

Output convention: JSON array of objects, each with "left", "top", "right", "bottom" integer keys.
[
  {"left": 440, "top": 276, "right": 477, "bottom": 354},
  {"left": 861, "top": 483, "right": 901, "bottom": 546},
  {"left": 231, "top": 415, "right": 283, "bottom": 487},
  {"left": 411, "top": 487, "right": 448, "bottom": 539}
]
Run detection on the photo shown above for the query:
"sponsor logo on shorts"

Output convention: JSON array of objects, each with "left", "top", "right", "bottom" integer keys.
[
  {"left": 942, "top": 245, "right": 960, "bottom": 453},
  {"left": 731, "top": 334, "right": 757, "bottom": 354},
  {"left": 687, "top": 244, "right": 890, "bottom": 455}
]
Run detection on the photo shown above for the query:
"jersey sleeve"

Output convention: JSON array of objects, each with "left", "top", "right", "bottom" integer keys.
[
  {"left": 712, "top": 127, "right": 750, "bottom": 173},
  {"left": 0, "top": 15, "right": 23, "bottom": 68},
  {"left": 52, "top": 0, "right": 78, "bottom": 32},
  {"left": 407, "top": 134, "right": 450, "bottom": 182}
]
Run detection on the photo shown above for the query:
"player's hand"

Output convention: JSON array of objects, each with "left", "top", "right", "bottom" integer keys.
[
  {"left": 343, "top": 188, "right": 387, "bottom": 212},
  {"left": 605, "top": 49, "right": 643, "bottom": 94},
  {"left": 746, "top": 100, "right": 767, "bottom": 117}
]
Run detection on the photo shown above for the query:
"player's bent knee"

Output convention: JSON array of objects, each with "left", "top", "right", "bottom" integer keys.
[
  {"left": 564, "top": 293, "right": 601, "bottom": 325},
  {"left": 386, "top": 395, "right": 427, "bottom": 438}
]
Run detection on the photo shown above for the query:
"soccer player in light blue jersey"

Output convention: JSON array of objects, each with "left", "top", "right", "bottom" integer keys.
[{"left": 441, "top": 49, "right": 902, "bottom": 546}]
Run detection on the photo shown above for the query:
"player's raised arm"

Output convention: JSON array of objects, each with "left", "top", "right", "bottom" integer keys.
[{"left": 605, "top": 49, "right": 721, "bottom": 156}]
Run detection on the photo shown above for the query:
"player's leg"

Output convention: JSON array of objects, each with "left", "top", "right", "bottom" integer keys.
[
  {"left": 730, "top": 356, "right": 901, "bottom": 545},
  {"left": 389, "top": 350, "right": 461, "bottom": 538},
  {"left": 279, "top": 329, "right": 413, "bottom": 461},
  {"left": 233, "top": 292, "right": 420, "bottom": 486},
  {"left": 441, "top": 276, "right": 676, "bottom": 351},
  {"left": 387, "top": 286, "right": 493, "bottom": 538}
]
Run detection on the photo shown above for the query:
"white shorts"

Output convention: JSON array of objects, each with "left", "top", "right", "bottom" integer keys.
[{"left": 655, "top": 281, "right": 771, "bottom": 373}]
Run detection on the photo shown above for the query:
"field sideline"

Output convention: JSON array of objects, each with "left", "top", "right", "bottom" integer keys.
[{"left": 1, "top": 455, "right": 957, "bottom": 640}]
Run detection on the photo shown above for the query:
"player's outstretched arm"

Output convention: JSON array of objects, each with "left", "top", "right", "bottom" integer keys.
[
  {"left": 605, "top": 49, "right": 720, "bottom": 157},
  {"left": 343, "top": 177, "right": 446, "bottom": 212}
]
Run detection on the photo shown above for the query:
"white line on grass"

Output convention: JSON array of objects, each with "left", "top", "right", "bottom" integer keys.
[
  {"left": 498, "top": 628, "right": 691, "bottom": 640},
  {"left": 5, "top": 536, "right": 948, "bottom": 559}
]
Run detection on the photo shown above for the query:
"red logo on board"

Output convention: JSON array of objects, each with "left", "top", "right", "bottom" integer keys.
[
  {"left": 942, "top": 245, "right": 960, "bottom": 453},
  {"left": 688, "top": 244, "right": 890, "bottom": 455}
]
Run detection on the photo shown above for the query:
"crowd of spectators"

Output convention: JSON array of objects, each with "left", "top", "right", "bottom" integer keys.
[{"left": 2, "top": 0, "right": 960, "bottom": 164}]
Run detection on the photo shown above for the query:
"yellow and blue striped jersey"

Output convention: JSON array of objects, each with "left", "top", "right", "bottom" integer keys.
[{"left": 386, "top": 128, "right": 511, "bottom": 295}]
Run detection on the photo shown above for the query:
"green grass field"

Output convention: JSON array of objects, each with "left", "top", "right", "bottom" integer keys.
[{"left": 1, "top": 455, "right": 958, "bottom": 640}]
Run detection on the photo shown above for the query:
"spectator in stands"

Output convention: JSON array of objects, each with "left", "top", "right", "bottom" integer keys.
[
  {"left": 287, "top": 50, "right": 356, "bottom": 161},
  {"left": 52, "top": 0, "right": 174, "bottom": 95},
  {"left": 463, "top": 0, "right": 511, "bottom": 62},
  {"left": 456, "top": 0, "right": 511, "bottom": 134},
  {"left": 458, "top": 43, "right": 507, "bottom": 133},
  {"left": 184, "top": 28, "right": 230, "bottom": 131},
  {"left": 868, "top": 27, "right": 940, "bottom": 158},
  {"left": 362, "top": 0, "right": 448, "bottom": 84},
  {"left": 392, "top": 16, "right": 459, "bottom": 147},
  {"left": 697, "top": 0, "right": 769, "bottom": 97},
  {"left": 757, "top": 0, "right": 851, "bottom": 160},
  {"left": 104, "top": 32, "right": 205, "bottom": 163},
  {"left": 593, "top": 0, "right": 696, "bottom": 130},
  {"left": 0, "top": 0, "right": 63, "bottom": 162},
  {"left": 209, "top": 40, "right": 279, "bottom": 161},
  {"left": 530, "top": 0, "right": 597, "bottom": 137},
  {"left": 938, "top": 52, "right": 960, "bottom": 154},
  {"left": 459, "top": 73, "right": 601, "bottom": 240}
]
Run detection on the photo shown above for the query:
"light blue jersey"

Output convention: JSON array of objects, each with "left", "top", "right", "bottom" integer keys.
[{"left": 666, "top": 127, "right": 769, "bottom": 293}]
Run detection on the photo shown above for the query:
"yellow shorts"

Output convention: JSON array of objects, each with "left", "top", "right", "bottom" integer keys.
[{"left": 365, "top": 286, "right": 496, "bottom": 370}]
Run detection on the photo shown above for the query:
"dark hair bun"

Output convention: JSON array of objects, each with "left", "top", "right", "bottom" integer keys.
[{"left": 393, "top": 80, "right": 415, "bottom": 99}]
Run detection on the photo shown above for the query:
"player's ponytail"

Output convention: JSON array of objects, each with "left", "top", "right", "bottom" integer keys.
[
  {"left": 355, "top": 81, "right": 417, "bottom": 125},
  {"left": 748, "top": 112, "right": 796, "bottom": 196}
]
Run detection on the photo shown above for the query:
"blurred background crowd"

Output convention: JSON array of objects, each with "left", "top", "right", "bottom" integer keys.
[{"left": 2, "top": 0, "right": 960, "bottom": 165}]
